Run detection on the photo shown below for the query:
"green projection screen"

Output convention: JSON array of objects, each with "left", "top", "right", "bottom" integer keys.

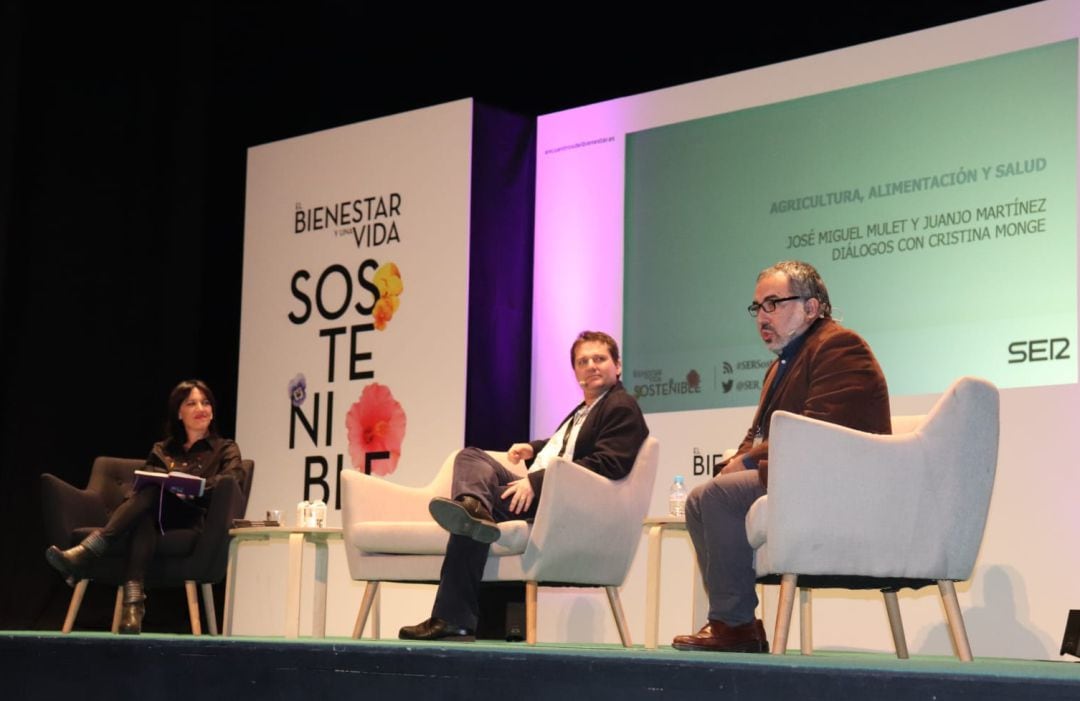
[{"left": 623, "top": 40, "right": 1078, "bottom": 412}]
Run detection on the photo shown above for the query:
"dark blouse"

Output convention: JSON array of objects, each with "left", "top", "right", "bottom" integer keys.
[{"left": 144, "top": 435, "right": 244, "bottom": 493}]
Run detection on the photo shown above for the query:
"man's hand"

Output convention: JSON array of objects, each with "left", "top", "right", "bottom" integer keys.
[
  {"left": 507, "top": 443, "right": 535, "bottom": 464},
  {"left": 501, "top": 478, "right": 535, "bottom": 514},
  {"left": 719, "top": 454, "right": 747, "bottom": 475}
]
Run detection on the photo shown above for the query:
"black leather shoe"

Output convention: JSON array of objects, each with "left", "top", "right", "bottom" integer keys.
[
  {"left": 429, "top": 497, "right": 500, "bottom": 544},
  {"left": 399, "top": 616, "right": 475, "bottom": 641}
]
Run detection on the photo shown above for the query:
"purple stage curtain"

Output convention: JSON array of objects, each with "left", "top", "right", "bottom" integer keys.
[{"left": 465, "top": 104, "right": 535, "bottom": 450}]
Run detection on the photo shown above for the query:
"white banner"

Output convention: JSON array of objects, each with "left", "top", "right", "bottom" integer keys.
[
  {"left": 232, "top": 100, "right": 473, "bottom": 635},
  {"left": 238, "top": 99, "right": 473, "bottom": 511}
]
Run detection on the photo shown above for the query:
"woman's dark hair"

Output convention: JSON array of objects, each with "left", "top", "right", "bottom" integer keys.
[{"left": 164, "top": 379, "right": 218, "bottom": 446}]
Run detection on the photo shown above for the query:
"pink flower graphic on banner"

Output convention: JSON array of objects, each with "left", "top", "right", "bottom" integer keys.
[
  {"left": 345, "top": 383, "right": 406, "bottom": 475},
  {"left": 372, "top": 262, "right": 403, "bottom": 330}
]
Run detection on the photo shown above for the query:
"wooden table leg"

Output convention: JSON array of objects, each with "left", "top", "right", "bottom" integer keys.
[
  {"left": 222, "top": 537, "right": 240, "bottom": 636},
  {"left": 692, "top": 560, "right": 707, "bottom": 631},
  {"left": 312, "top": 537, "right": 329, "bottom": 638},
  {"left": 285, "top": 532, "right": 305, "bottom": 639},
  {"left": 644, "top": 524, "right": 663, "bottom": 649}
]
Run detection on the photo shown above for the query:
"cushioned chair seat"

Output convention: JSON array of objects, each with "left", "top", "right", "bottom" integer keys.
[{"left": 349, "top": 519, "right": 532, "bottom": 556}]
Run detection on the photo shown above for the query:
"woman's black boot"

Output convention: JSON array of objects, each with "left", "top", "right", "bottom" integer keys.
[
  {"left": 45, "top": 530, "right": 107, "bottom": 583},
  {"left": 118, "top": 580, "right": 146, "bottom": 635}
]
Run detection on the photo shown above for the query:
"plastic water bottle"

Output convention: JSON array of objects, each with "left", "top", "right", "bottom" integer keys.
[
  {"left": 311, "top": 499, "right": 327, "bottom": 528},
  {"left": 669, "top": 475, "right": 688, "bottom": 517},
  {"left": 296, "top": 500, "right": 311, "bottom": 527}
]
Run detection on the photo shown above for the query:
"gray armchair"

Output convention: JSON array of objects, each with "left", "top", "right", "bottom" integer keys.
[
  {"left": 746, "top": 376, "right": 999, "bottom": 660},
  {"left": 341, "top": 437, "right": 660, "bottom": 645},
  {"left": 41, "top": 456, "right": 254, "bottom": 634}
]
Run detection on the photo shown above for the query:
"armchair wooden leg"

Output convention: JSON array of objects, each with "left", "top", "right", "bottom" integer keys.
[
  {"left": 799, "top": 588, "right": 812, "bottom": 655},
  {"left": 61, "top": 580, "right": 90, "bottom": 634},
  {"left": 882, "top": 590, "right": 909, "bottom": 659},
  {"left": 938, "top": 580, "right": 973, "bottom": 661},
  {"left": 526, "top": 582, "right": 538, "bottom": 645},
  {"left": 185, "top": 580, "right": 202, "bottom": 635},
  {"left": 222, "top": 537, "right": 239, "bottom": 636},
  {"left": 201, "top": 583, "right": 219, "bottom": 636},
  {"left": 110, "top": 584, "right": 122, "bottom": 634},
  {"left": 772, "top": 574, "right": 797, "bottom": 655},
  {"left": 371, "top": 585, "right": 380, "bottom": 639},
  {"left": 352, "top": 581, "right": 381, "bottom": 639},
  {"left": 605, "top": 586, "right": 633, "bottom": 648}
]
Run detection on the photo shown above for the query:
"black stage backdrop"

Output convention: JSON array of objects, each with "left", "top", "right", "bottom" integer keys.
[{"left": 0, "top": 2, "right": 1035, "bottom": 630}]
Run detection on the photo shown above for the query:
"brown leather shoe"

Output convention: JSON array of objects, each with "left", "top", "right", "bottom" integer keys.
[
  {"left": 399, "top": 616, "right": 476, "bottom": 642},
  {"left": 672, "top": 619, "right": 768, "bottom": 653}
]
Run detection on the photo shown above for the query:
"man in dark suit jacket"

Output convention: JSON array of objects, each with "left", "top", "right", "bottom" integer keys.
[
  {"left": 400, "top": 330, "right": 649, "bottom": 641},
  {"left": 674, "top": 260, "right": 891, "bottom": 653}
]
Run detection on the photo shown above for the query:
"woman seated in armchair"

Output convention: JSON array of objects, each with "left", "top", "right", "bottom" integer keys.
[{"left": 45, "top": 379, "right": 244, "bottom": 634}]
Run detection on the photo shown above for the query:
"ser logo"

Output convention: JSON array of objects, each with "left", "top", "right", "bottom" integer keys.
[{"left": 1007, "top": 337, "right": 1070, "bottom": 363}]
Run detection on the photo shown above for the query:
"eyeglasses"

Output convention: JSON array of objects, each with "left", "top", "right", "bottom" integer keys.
[{"left": 747, "top": 295, "right": 803, "bottom": 317}]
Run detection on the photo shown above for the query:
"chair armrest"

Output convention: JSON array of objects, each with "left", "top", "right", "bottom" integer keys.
[
  {"left": 341, "top": 452, "right": 455, "bottom": 525},
  {"left": 521, "top": 458, "right": 639, "bottom": 585},
  {"left": 183, "top": 474, "right": 244, "bottom": 580},
  {"left": 765, "top": 410, "right": 980, "bottom": 579},
  {"left": 40, "top": 473, "right": 107, "bottom": 546},
  {"left": 201, "top": 475, "right": 245, "bottom": 535}
]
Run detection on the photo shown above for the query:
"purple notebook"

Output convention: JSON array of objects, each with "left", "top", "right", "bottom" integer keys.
[{"left": 132, "top": 470, "right": 205, "bottom": 498}]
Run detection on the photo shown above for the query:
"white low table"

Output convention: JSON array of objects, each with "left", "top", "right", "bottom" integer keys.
[
  {"left": 642, "top": 515, "right": 706, "bottom": 649},
  {"left": 222, "top": 526, "right": 342, "bottom": 639}
]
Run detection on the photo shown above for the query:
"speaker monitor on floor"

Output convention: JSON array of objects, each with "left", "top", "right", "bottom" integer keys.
[
  {"left": 1061, "top": 609, "right": 1080, "bottom": 658},
  {"left": 505, "top": 602, "right": 525, "bottom": 642}
]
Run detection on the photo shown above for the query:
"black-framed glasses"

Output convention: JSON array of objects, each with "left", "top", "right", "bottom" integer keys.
[{"left": 747, "top": 295, "right": 803, "bottom": 317}]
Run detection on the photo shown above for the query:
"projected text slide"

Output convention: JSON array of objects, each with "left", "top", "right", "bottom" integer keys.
[{"left": 623, "top": 40, "right": 1077, "bottom": 412}]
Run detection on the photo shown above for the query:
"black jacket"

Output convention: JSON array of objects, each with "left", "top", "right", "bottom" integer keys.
[{"left": 525, "top": 381, "right": 649, "bottom": 496}]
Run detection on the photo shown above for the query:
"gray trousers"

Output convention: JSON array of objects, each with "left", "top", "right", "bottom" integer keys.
[{"left": 685, "top": 469, "right": 765, "bottom": 625}]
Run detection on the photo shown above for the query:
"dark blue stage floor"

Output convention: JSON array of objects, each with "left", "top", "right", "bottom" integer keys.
[{"left": 3, "top": 632, "right": 1079, "bottom": 700}]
